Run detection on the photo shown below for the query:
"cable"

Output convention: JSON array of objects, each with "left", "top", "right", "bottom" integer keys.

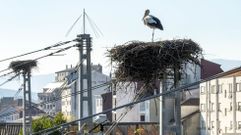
[
  {"left": 39, "top": 81, "right": 111, "bottom": 105},
  {"left": 0, "top": 40, "right": 75, "bottom": 76},
  {"left": 32, "top": 80, "right": 201, "bottom": 135},
  {"left": 85, "top": 14, "right": 104, "bottom": 37},
  {"left": 0, "top": 73, "right": 21, "bottom": 87},
  {"left": 0, "top": 81, "right": 111, "bottom": 119},
  {"left": 53, "top": 59, "right": 86, "bottom": 100},
  {"left": 0, "top": 60, "right": 91, "bottom": 119},
  {"left": 0, "top": 71, "right": 15, "bottom": 78},
  {"left": 0, "top": 42, "right": 77, "bottom": 78},
  {"left": 0, "top": 40, "right": 73, "bottom": 63},
  {"left": 104, "top": 83, "right": 148, "bottom": 134},
  {"left": 65, "top": 14, "right": 82, "bottom": 37}
]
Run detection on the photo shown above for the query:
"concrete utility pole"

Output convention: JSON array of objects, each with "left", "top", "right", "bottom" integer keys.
[
  {"left": 22, "top": 71, "right": 32, "bottom": 135},
  {"left": 174, "top": 67, "right": 181, "bottom": 135},
  {"left": 10, "top": 60, "right": 35, "bottom": 135},
  {"left": 77, "top": 9, "right": 93, "bottom": 132}
]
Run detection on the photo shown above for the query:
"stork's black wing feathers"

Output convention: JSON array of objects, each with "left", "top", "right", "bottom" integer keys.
[{"left": 148, "top": 15, "right": 163, "bottom": 30}]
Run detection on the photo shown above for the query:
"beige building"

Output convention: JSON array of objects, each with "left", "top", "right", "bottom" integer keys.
[
  {"left": 200, "top": 67, "right": 241, "bottom": 135},
  {"left": 160, "top": 59, "right": 223, "bottom": 135}
]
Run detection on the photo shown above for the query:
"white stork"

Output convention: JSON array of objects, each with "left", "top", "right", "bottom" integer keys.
[{"left": 143, "top": 9, "right": 163, "bottom": 42}]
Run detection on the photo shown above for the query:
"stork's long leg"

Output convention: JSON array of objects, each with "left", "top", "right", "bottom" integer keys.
[{"left": 152, "top": 29, "right": 155, "bottom": 42}]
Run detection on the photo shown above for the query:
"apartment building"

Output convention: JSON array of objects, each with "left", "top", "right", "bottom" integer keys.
[
  {"left": 0, "top": 99, "right": 44, "bottom": 122},
  {"left": 200, "top": 67, "right": 241, "bottom": 135},
  {"left": 103, "top": 59, "right": 223, "bottom": 133},
  {"left": 110, "top": 81, "right": 159, "bottom": 123},
  {"left": 38, "top": 64, "right": 109, "bottom": 120},
  {"left": 61, "top": 69, "right": 110, "bottom": 121}
]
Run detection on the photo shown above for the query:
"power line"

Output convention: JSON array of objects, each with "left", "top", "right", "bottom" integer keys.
[
  {"left": 0, "top": 81, "right": 111, "bottom": 119},
  {"left": 32, "top": 80, "right": 201, "bottom": 135},
  {"left": 0, "top": 40, "right": 74, "bottom": 76},
  {"left": 0, "top": 40, "right": 73, "bottom": 63},
  {"left": 0, "top": 72, "right": 21, "bottom": 87},
  {"left": 0, "top": 41, "right": 77, "bottom": 78},
  {"left": 105, "top": 83, "right": 149, "bottom": 134},
  {"left": 39, "top": 81, "right": 111, "bottom": 105},
  {"left": 0, "top": 60, "right": 87, "bottom": 119},
  {"left": 0, "top": 71, "right": 15, "bottom": 78}
]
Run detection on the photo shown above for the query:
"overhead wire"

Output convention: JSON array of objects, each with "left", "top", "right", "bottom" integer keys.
[
  {"left": 32, "top": 79, "right": 201, "bottom": 135},
  {"left": 0, "top": 60, "right": 109, "bottom": 118},
  {"left": 39, "top": 81, "right": 111, "bottom": 105},
  {"left": 0, "top": 40, "right": 75, "bottom": 78},
  {"left": 0, "top": 81, "right": 111, "bottom": 119},
  {"left": 0, "top": 72, "right": 21, "bottom": 87},
  {"left": 104, "top": 83, "right": 148, "bottom": 134},
  {"left": 0, "top": 40, "right": 76, "bottom": 79},
  {"left": 0, "top": 40, "right": 73, "bottom": 63}
]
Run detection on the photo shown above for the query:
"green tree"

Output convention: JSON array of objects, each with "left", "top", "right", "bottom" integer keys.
[
  {"left": 19, "top": 112, "right": 67, "bottom": 135},
  {"left": 54, "top": 112, "right": 66, "bottom": 125}
]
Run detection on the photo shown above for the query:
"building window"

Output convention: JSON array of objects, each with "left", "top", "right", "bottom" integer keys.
[
  {"left": 230, "top": 102, "right": 233, "bottom": 111},
  {"left": 230, "top": 121, "right": 233, "bottom": 130},
  {"left": 200, "top": 104, "right": 205, "bottom": 112},
  {"left": 237, "top": 102, "right": 241, "bottom": 111},
  {"left": 238, "top": 121, "right": 241, "bottom": 130},
  {"left": 228, "top": 93, "right": 232, "bottom": 99},
  {"left": 218, "top": 121, "right": 221, "bottom": 129},
  {"left": 211, "top": 121, "right": 214, "bottom": 129},
  {"left": 229, "top": 83, "right": 233, "bottom": 93},
  {"left": 96, "top": 99, "right": 100, "bottom": 106},
  {"left": 218, "top": 103, "right": 221, "bottom": 112},
  {"left": 224, "top": 90, "right": 227, "bottom": 98},
  {"left": 210, "top": 103, "right": 214, "bottom": 112},
  {"left": 96, "top": 98, "right": 102, "bottom": 107},
  {"left": 218, "top": 84, "right": 223, "bottom": 93},
  {"left": 201, "top": 86, "right": 206, "bottom": 94},
  {"left": 100, "top": 99, "right": 102, "bottom": 106},
  {"left": 225, "top": 108, "right": 227, "bottom": 116},
  {"left": 237, "top": 83, "right": 241, "bottom": 92},
  {"left": 140, "top": 115, "right": 145, "bottom": 122},
  {"left": 211, "top": 85, "right": 216, "bottom": 94},
  {"left": 140, "top": 102, "right": 145, "bottom": 111}
]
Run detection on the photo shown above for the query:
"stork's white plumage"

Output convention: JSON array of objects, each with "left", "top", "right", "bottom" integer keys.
[{"left": 143, "top": 9, "right": 163, "bottom": 41}]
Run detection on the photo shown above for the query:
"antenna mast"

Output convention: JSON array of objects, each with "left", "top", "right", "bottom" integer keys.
[{"left": 83, "top": 9, "right": 86, "bottom": 34}]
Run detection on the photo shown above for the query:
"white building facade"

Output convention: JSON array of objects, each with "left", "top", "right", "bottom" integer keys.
[
  {"left": 60, "top": 65, "right": 110, "bottom": 121},
  {"left": 200, "top": 67, "right": 241, "bottom": 135},
  {"left": 113, "top": 82, "right": 159, "bottom": 123},
  {"left": 38, "top": 81, "right": 63, "bottom": 116}
]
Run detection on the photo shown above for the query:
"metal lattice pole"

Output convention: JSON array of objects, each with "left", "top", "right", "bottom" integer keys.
[
  {"left": 23, "top": 71, "right": 32, "bottom": 135},
  {"left": 77, "top": 34, "right": 92, "bottom": 132}
]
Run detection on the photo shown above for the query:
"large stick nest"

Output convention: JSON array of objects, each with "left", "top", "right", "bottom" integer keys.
[
  {"left": 108, "top": 39, "right": 202, "bottom": 83},
  {"left": 9, "top": 60, "right": 37, "bottom": 73}
]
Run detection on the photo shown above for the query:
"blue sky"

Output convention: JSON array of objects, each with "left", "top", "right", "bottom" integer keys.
[{"left": 0, "top": 0, "right": 241, "bottom": 77}]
